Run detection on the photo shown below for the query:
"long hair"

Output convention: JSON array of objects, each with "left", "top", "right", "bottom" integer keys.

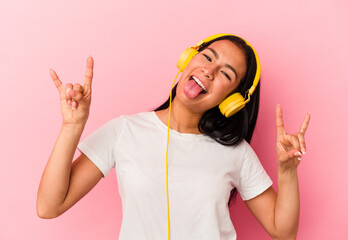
[{"left": 154, "top": 35, "right": 261, "bottom": 205}]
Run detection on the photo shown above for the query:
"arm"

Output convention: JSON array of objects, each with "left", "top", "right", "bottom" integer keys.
[
  {"left": 36, "top": 56, "right": 103, "bottom": 218},
  {"left": 245, "top": 170, "right": 299, "bottom": 240},
  {"left": 36, "top": 124, "right": 103, "bottom": 218},
  {"left": 245, "top": 105, "right": 310, "bottom": 240}
]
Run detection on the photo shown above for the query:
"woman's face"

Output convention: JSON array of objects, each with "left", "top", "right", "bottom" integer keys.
[{"left": 175, "top": 39, "right": 248, "bottom": 114}]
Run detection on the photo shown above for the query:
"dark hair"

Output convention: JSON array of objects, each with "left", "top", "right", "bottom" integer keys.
[{"left": 154, "top": 35, "right": 261, "bottom": 206}]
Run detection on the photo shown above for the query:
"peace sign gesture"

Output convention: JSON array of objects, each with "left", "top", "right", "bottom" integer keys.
[
  {"left": 50, "top": 56, "right": 94, "bottom": 126},
  {"left": 275, "top": 104, "right": 311, "bottom": 170}
]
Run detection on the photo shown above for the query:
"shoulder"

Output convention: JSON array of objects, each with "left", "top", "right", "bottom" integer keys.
[{"left": 240, "top": 140, "right": 257, "bottom": 156}]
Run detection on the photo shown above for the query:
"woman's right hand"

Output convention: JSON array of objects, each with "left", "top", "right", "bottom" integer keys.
[{"left": 50, "top": 56, "right": 94, "bottom": 126}]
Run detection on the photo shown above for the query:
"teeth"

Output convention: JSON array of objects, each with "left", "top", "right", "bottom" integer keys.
[{"left": 192, "top": 76, "right": 207, "bottom": 92}]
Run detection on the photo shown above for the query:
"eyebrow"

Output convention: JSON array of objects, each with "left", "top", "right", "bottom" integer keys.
[{"left": 207, "top": 47, "right": 238, "bottom": 79}]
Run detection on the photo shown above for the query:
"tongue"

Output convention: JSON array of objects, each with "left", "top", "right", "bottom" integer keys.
[{"left": 184, "top": 80, "right": 203, "bottom": 98}]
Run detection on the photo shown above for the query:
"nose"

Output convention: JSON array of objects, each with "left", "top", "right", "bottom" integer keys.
[{"left": 201, "top": 65, "right": 214, "bottom": 80}]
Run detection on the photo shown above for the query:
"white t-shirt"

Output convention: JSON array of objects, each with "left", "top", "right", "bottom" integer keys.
[{"left": 77, "top": 111, "right": 273, "bottom": 240}]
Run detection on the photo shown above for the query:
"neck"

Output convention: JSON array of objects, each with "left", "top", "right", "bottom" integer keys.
[{"left": 156, "top": 98, "right": 203, "bottom": 134}]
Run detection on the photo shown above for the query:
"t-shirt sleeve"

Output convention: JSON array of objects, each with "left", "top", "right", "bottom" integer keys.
[
  {"left": 77, "top": 117, "right": 123, "bottom": 178},
  {"left": 236, "top": 141, "right": 273, "bottom": 201}
]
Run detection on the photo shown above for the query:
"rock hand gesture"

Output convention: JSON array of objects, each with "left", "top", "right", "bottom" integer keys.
[
  {"left": 275, "top": 104, "right": 311, "bottom": 171},
  {"left": 50, "top": 56, "right": 94, "bottom": 126}
]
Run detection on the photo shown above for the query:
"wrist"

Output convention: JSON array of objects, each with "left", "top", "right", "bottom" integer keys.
[
  {"left": 277, "top": 159, "right": 299, "bottom": 173},
  {"left": 61, "top": 123, "right": 85, "bottom": 133},
  {"left": 278, "top": 165, "right": 298, "bottom": 178}
]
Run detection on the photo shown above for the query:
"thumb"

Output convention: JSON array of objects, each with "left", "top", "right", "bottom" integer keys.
[{"left": 288, "top": 149, "right": 302, "bottom": 160}]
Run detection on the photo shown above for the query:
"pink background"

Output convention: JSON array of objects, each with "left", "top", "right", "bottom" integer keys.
[{"left": 1, "top": 0, "right": 347, "bottom": 239}]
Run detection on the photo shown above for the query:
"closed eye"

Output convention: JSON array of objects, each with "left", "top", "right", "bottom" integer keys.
[
  {"left": 203, "top": 54, "right": 212, "bottom": 62},
  {"left": 221, "top": 71, "right": 231, "bottom": 80}
]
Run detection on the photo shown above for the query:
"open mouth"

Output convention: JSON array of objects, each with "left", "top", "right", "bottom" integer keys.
[{"left": 191, "top": 76, "right": 207, "bottom": 94}]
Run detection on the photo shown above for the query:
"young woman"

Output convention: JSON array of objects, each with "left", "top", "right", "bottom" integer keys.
[{"left": 37, "top": 34, "right": 310, "bottom": 240}]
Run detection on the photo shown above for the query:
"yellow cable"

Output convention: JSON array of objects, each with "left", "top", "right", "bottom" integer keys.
[{"left": 166, "top": 70, "right": 180, "bottom": 240}]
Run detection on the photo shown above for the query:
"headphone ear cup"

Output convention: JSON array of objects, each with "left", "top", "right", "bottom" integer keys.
[
  {"left": 219, "top": 93, "right": 246, "bottom": 117},
  {"left": 176, "top": 47, "right": 199, "bottom": 72}
]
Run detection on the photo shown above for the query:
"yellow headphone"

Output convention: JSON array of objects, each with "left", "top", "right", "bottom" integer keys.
[
  {"left": 165, "top": 34, "right": 261, "bottom": 240},
  {"left": 176, "top": 33, "right": 261, "bottom": 117}
]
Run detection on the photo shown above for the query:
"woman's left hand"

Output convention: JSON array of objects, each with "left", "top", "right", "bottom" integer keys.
[{"left": 275, "top": 104, "right": 311, "bottom": 171}]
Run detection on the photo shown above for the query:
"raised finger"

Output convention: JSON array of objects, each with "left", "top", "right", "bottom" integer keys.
[
  {"left": 83, "top": 56, "right": 94, "bottom": 92},
  {"left": 50, "top": 69, "right": 63, "bottom": 92},
  {"left": 299, "top": 112, "right": 311, "bottom": 134},
  {"left": 276, "top": 104, "right": 286, "bottom": 139},
  {"left": 297, "top": 132, "right": 307, "bottom": 154}
]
